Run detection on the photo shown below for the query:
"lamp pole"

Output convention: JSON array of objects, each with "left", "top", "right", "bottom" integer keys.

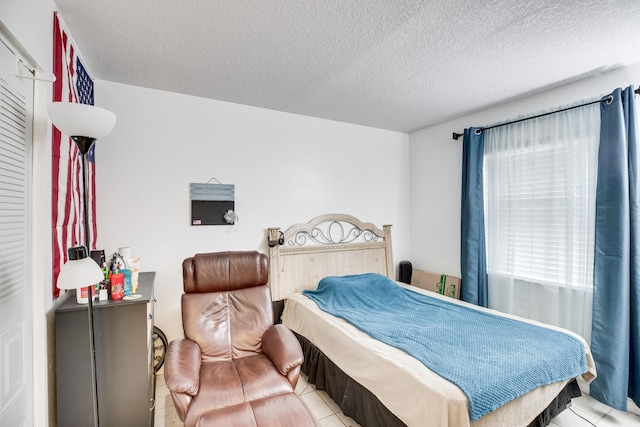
[
  {"left": 72, "top": 136, "right": 95, "bottom": 251},
  {"left": 72, "top": 135, "right": 100, "bottom": 427}
]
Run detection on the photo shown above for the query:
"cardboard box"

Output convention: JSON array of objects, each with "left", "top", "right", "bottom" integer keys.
[{"left": 410, "top": 269, "right": 461, "bottom": 299}]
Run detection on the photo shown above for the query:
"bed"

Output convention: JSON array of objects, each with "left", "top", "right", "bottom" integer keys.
[{"left": 267, "top": 214, "right": 596, "bottom": 427}]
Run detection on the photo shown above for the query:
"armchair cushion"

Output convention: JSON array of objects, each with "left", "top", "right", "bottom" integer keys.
[
  {"left": 262, "top": 324, "right": 304, "bottom": 377},
  {"left": 165, "top": 338, "right": 201, "bottom": 396},
  {"left": 183, "top": 251, "right": 268, "bottom": 293},
  {"left": 184, "top": 355, "right": 294, "bottom": 427},
  {"left": 195, "top": 393, "right": 316, "bottom": 427},
  {"left": 181, "top": 276, "right": 272, "bottom": 361}
]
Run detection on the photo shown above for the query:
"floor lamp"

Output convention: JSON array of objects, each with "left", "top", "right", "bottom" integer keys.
[{"left": 49, "top": 102, "right": 116, "bottom": 427}]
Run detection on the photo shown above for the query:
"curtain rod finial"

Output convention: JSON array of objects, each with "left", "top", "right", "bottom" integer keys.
[{"left": 453, "top": 132, "right": 463, "bottom": 141}]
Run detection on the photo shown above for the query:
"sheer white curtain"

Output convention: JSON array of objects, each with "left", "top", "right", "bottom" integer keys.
[{"left": 483, "top": 103, "right": 600, "bottom": 345}]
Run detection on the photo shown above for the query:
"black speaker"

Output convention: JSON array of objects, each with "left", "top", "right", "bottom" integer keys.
[{"left": 399, "top": 260, "right": 412, "bottom": 284}]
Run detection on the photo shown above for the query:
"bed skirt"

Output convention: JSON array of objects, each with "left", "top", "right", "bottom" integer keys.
[{"left": 295, "top": 332, "right": 581, "bottom": 427}]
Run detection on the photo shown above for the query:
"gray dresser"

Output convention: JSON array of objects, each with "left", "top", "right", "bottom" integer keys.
[{"left": 56, "top": 271, "right": 156, "bottom": 426}]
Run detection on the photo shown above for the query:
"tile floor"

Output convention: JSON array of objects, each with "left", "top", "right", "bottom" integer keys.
[{"left": 153, "top": 373, "right": 640, "bottom": 427}]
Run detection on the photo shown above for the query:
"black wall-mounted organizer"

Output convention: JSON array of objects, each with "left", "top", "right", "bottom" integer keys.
[{"left": 190, "top": 183, "right": 235, "bottom": 225}]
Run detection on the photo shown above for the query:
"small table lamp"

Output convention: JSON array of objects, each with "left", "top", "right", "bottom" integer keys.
[{"left": 57, "top": 246, "right": 104, "bottom": 293}]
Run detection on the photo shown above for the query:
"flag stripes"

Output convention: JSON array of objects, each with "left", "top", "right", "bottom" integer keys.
[{"left": 51, "top": 13, "right": 97, "bottom": 298}]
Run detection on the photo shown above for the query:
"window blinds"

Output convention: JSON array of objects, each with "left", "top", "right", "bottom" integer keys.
[{"left": 483, "top": 104, "right": 600, "bottom": 290}]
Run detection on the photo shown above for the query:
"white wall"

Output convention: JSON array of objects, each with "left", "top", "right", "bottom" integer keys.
[
  {"left": 94, "top": 80, "right": 410, "bottom": 343},
  {"left": 1, "top": 0, "right": 54, "bottom": 71},
  {"left": 409, "top": 62, "right": 640, "bottom": 277}
]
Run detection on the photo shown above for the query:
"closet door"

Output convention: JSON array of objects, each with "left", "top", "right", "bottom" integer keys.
[{"left": 0, "top": 36, "right": 34, "bottom": 427}]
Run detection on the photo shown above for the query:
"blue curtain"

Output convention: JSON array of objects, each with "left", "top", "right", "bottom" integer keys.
[
  {"left": 460, "top": 128, "right": 488, "bottom": 307},
  {"left": 591, "top": 86, "right": 639, "bottom": 410}
]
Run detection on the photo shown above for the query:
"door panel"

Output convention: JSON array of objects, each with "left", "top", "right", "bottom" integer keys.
[{"left": 0, "top": 36, "right": 34, "bottom": 427}]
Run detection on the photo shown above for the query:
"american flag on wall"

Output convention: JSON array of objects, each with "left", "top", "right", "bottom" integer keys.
[{"left": 51, "top": 12, "right": 98, "bottom": 298}]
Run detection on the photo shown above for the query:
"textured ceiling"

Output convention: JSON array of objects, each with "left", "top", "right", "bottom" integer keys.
[{"left": 52, "top": 0, "right": 640, "bottom": 133}]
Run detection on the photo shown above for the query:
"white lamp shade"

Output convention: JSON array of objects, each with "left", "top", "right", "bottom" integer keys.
[
  {"left": 57, "top": 257, "right": 105, "bottom": 290},
  {"left": 48, "top": 102, "right": 117, "bottom": 139}
]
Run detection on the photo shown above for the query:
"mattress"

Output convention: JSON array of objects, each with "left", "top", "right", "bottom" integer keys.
[{"left": 281, "top": 282, "right": 596, "bottom": 427}]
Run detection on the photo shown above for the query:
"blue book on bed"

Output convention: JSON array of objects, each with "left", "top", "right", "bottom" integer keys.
[{"left": 302, "top": 273, "right": 588, "bottom": 421}]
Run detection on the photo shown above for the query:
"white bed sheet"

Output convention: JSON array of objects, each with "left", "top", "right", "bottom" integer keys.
[{"left": 282, "top": 282, "right": 596, "bottom": 427}]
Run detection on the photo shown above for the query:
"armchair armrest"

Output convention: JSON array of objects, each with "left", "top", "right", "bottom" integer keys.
[
  {"left": 164, "top": 338, "right": 201, "bottom": 396},
  {"left": 262, "top": 324, "right": 304, "bottom": 376}
]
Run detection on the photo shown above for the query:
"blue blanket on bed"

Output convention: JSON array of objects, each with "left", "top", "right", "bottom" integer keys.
[{"left": 302, "top": 273, "right": 588, "bottom": 421}]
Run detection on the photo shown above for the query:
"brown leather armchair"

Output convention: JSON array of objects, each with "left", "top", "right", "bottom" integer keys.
[{"left": 164, "top": 251, "right": 313, "bottom": 427}]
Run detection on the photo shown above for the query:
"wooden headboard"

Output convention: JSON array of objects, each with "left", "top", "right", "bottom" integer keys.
[{"left": 267, "top": 213, "right": 393, "bottom": 301}]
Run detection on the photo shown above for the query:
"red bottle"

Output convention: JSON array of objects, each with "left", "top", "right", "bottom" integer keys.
[{"left": 111, "top": 272, "right": 124, "bottom": 300}]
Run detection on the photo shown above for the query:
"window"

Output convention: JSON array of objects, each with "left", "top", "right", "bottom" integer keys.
[{"left": 483, "top": 103, "right": 600, "bottom": 342}]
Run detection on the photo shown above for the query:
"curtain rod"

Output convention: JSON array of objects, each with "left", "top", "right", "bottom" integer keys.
[{"left": 452, "top": 86, "right": 640, "bottom": 140}]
